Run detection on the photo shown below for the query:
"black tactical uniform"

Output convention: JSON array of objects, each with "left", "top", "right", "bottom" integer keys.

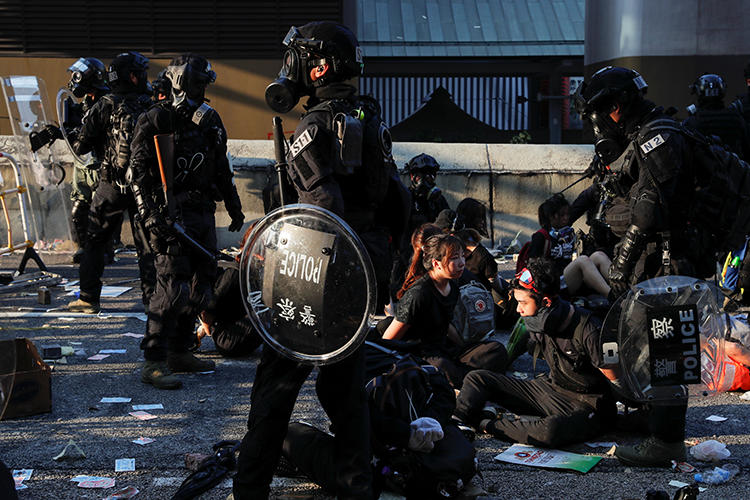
[
  {"left": 575, "top": 66, "right": 693, "bottom": 467},
  {"left": 234, "top": 22, "right": 406, "bottom": 500},
  {"left": 405, "top": 153, "right": 450, "bottom": 230},
  {"left": 68, "top": 52, "right": 155, "bottom": 313},
  {"left": 129, "top": 54, "right": 243, "bottom": 389},
  {"left": 683, "top": 74, "right": 750, "bottom": 160}
]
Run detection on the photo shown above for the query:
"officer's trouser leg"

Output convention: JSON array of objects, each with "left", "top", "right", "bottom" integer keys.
[
  {"left": 233, "top": 348, "right": 311, "bottom": 500},
  {"left": 648, "top": 401, "right": 688, "bottom": 443},
  {"left": 79, "top": 182, "right": 125, "bottom": 303},
  {"left": 282, "top": 422, "right": 339, "bottom": 491},
  {"left": 317, "top": 347, "right": 373, "bottom": 498}
]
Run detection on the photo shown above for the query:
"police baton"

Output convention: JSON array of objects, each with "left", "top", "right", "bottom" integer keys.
[
  {"left": 153, "top": 134, "right": 233, "bottom": 264},
  {"left": 272, "top": 116, "right": 288, "bottom": 207}
]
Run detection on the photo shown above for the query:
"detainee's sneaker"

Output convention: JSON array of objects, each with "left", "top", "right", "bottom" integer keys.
[
  {"left": 67, "top": 298, "right": 100, "bottom": 314},
  {"left": 168, "top": 352, "right": 216, "bottom": 373},
  {"left": 614, "top": 436, "right": 687, "bottom": 467},
  {"left": 141, "top": 361, "right": 182, "bottom": 390}
]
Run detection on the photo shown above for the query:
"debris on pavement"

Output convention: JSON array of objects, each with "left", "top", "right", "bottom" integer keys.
[
  {"left": 88, "top": 354, "right": 110, "bottom": 361},
  {"left": 72, "top": 476, "right": 116, "bottom": 489},
  {"left": 131, "top": 404, "right": 163, "bottom": 411},
  {"left": 129, "top": 411, "right": 157, "bottom": 421},
  {"left": 12, "top": 469, "right": 32, "bottom": 490},
  {"left": 132, "top": 437, "right": 155, "bottom": 446},
  {"left": 690, "top": 439, "right": 731, "bottom": 461},
  {"left": 101, "top": 397, "right": 131, "bottom": 403},
  {"left": 705, "top": 414, "right": 728, "bottom": 422},
  {"left": 115, "top": 458, "right": 135, "bottom": 472},
  {"left": 103, "top": 485, "right": 139, "bottom": 499},
  {"left": 53, "top": 439, "right": 86, "bottom": 461},
  {"left": 494, "top": 444, "right": 601, "bottom": 473},
  {"left": 185, "top": 452, "right": 211, "bottom": 471}
]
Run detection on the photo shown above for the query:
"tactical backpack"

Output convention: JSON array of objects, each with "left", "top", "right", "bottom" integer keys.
[
  {"left": 636, "top": 118, "right": 750, "bottom": 256},
  {"left": 451, "top": 280, "right": 495, "bottom": 344},
  {"left": 104, "top": 94, "right": 150, "bottom": 178},
  {"left": 364, "top": 345, "right": 476, "bottom": 499}
]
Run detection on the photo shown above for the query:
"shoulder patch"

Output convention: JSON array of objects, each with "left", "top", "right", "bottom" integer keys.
[
  {"left": 192, "top": 103, "right": 213, "bottom": 125},
  {"left": 289, "top": 124, "right": 317, "bottom": 159},
  {"left": 640, "top": 133, "right": 666, "bottom": 155}
]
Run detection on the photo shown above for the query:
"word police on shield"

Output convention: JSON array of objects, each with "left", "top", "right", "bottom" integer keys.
[
  {"left": 601, "top": 276, "right": 728, "bottom": 403},
  {"left": 240, "top": 204, "right": 376, "bottom": 365}
]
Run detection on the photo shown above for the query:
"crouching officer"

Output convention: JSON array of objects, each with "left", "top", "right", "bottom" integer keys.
[
  {"left": 67, "top": 51, "right": 155, "bottom": 314},
  {"left": 234, "top": 21, "right": 407, "bottom": 499},
  {"left": 129, "top": 53, "right": 244, "bottom": 389}
]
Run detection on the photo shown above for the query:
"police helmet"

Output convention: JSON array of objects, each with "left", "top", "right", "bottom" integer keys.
[
  {"left": 294, "top": 21, "right": 363, "bottom": 84},
  {"left": 151, "top": 68, "right": 172, "bottom": 100},
  {"left": 574, "top": 66, "right": 648, "bottom": 120},
  {"left": 690, "top": 73, "right": 726, "bottom": 101},
  {"left": 456, "top": 198, "right": 488, "bottom": 237},
  {"left": 405, "top": 153, "right": 440, "bottom": 175},
  {"left": 108, "top": 51, "right": 149, "bottom": 91},
  {"left": 67, "top": 57, "right": 108, "bottom": 98},
  {"left": 165, "top": 54, "right": 216, "bottom": 112}
]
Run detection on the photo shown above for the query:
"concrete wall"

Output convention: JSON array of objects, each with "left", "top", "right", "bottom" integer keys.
[{"left": 0, "top": 136, "right": 593, "bottom": 251}]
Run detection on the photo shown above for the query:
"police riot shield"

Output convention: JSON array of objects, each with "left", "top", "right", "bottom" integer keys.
[
  {"left": 602, "top": 276, "right": 728, "bottom": 403},
  {"left": 0, "top": 338, "right": 16, "bottom": 420},
  {"left": 1, "top": 76, "right": 73, "bottom": 248},
  {"left": 239, "top": 204, "right": 376, "bottom": 365}
]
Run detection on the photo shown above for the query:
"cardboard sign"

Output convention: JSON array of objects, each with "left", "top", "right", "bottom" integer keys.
[{"left": 647, "top": 305, "right": 701, "bottom": 386}]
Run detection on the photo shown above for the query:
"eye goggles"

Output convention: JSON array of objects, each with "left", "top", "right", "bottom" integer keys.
[{"left": 514, "top": 268, "right": 540, "bottom": 294}]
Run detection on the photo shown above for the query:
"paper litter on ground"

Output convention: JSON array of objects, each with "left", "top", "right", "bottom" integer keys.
[
  {"left": 122, "top": 332, "right": 144, "bottom": 338},
  {"left": 13, "top": 469, "right": 32, "bottom": 490},
  {"left": 88, "top": 354, "right": 110, "bottom": 361},
  {"left": 706, "top": 415, "right": 728, "bottom": 422},
  {"left": 115, "top": 458, "right": 135, "bottom": 472},
  {"left": 129, "top": 411, "right": 157, "bottom": 421},
  {"left": 99, "top": 349, "right": 127, "bottom": 354},
  {"left": 494, "top": 444, "right": 602, "bottom": 473},
  {"left": 132, "top": 437, "right": 155, "bottom": 445},
  {"left": 65, "top": 285, "right": 131, "bottom": 297},
  {"left": 132, "top": 404, "right": 163, "bottom": 411},
  {"left": 103, "top": 486, "right": 140, "bottom": 500},
  {"left": 101, "top": 397, "right": 131, "bottom": 403},
  {"left": 668, "top": 480, "right": 706, "bottom": 492}
]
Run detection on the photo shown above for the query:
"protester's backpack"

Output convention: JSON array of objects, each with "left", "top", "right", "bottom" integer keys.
[
  {"left": 516, "top": 228, "right": 551, "bottom": 272},
  {"left": 452, "top": 280, "right": 495, "bottom": 344},
  {"left": 364, "top": 344, "right": 476, "bottom": 499},
  {"left": 636, "top": 118, "right": 750, "bottom": 255}
]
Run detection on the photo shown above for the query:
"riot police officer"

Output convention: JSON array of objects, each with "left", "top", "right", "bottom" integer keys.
[
  {"left": 129, "top": 53, "right": 244, "bottom": 389},
  {"left": 67, "top": 51, "right": 155, "bottom": 314},
  {"left": 683, "top": 73, "right": 749, "bottom": 159},
  {"left": 405, "top": 153, "right": 450, "bottom": 230},
  {"left": 575, "top": 66, "right": 699, "bottom": 467},
  {"left": 233, "top": 21, "right": 404, "bottom": 499}
]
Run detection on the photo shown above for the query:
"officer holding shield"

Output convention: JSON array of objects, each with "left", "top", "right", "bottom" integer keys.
[{"left": 233, "top": 22, "right": 405, "bottom": 499}]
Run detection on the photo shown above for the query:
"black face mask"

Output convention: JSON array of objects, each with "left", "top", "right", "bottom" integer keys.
[
  {"left": 523, "top": 298, "right": 566, "bottom": 334},
  {"left": 588, "top": 109, "right": 627, "bottom": 165},
  {"left": 411, "top": 173, "right": 441, "bottom": 201},
  {"left": 265, "top": 48, "right": 309, "bottom": 113}
]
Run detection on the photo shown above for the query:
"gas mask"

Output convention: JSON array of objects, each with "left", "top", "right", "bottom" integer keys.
[
  {"left": 67, "top": 58, "right": 103, "bottom": 98},
  {"left": 410, "top": 171, "right": 442, "bottom": 202},
  {"left": 166, "top": 61, "right": 216, "bottom": 114},
  {"left": 587, "top": 109, "right": 627, "bottom": 166},
  {"left": 265, "top": 46, "right": 309, "bottom": 113}
]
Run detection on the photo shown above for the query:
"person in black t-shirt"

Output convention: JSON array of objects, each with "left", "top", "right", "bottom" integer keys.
[
  {"left": 453, "top": 258, "right": 620, "bottom": 448},
  {"left": 382, "top": 231, "right": 506, "bottom": 386}
]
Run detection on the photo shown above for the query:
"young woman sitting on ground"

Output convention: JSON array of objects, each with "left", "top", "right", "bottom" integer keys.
[
  {"left": 562, "top": 250, "right": 613, "bottom": 298},
  {"left": 381, "top": 229, "right": 507, "bottom": 387}
]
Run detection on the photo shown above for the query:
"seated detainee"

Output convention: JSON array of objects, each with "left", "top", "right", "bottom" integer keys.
[
  {"left": 516, "top": 194, "right": 574, "bottom": 277},
  {"left": 563, "top": 250, "right": 613, "bottom": 298},
  {"left": 453, "top": 258, "right": 618, "bottom": 448},
  {"left": 381, "top": 232, "right": 506, "bottom": 388}
]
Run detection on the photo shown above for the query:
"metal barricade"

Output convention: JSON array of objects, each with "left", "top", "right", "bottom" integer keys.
[{"left": 0, "top": 152, "right": 33, "bottom": 257}]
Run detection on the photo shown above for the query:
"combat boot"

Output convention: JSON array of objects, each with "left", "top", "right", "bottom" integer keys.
[
  {"left": 614, "top": 436, "right": 687, "bottom": 467},
  {"left": 68, "top": 297, "right": 100, "bottom": 314},
  {"left": 167, "top": 352, "right": 216, "bottom": 373},
  {"left": 141, "top": 361, "right": 182, "bottom": 389}
]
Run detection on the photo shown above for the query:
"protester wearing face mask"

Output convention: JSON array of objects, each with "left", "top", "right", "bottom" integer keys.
[{"left": 453, "top": 258, "right": 620, "bottom": 448}]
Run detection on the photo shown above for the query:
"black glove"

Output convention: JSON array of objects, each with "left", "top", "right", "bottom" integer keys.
[
  {"left": 228, "top": 208, "right": 244, "bottom": 232},
  {"left": 608, "top": 224, "right": 645, "bottom": 299},
  {"left": 29, "top": 124, "right": 64, "bottom": 152},
  {"left": 144, "top": 212, "right": 174, "bottom": 241},
  {"left": 583, "top": 156, "right": 602, "bottom": 178}
]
